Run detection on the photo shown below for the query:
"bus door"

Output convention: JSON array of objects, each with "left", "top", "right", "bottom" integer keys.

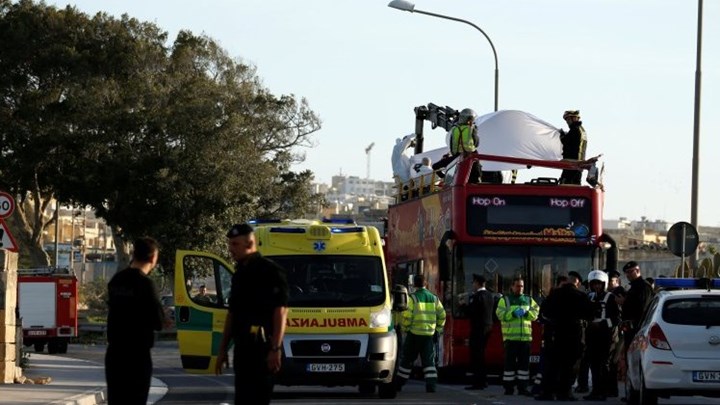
[{"left": 174, "top": 250, "right": 233, "bottom": 373}]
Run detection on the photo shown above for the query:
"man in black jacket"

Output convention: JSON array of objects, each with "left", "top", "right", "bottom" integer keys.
[
  {"left": 105, "top": 237, "right": 165, "bottom": 405},
  {"left": 621, "top": 261, "right": 655, "bottom": 348},
  {"left": 559, "top": 110, "right": 587, "bottom": 185},
  {"left": 465, "top": 274, "right": 495, "bottom": 390}
]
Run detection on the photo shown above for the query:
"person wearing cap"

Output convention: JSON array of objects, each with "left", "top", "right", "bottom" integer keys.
[
  {"left": 620, "top": 261, "right": 654, "bottom": 348},
  {"left": 465, "top": 274, "right": 495, "bottom": 390},
  {"left": 558, "top": 110, "right": 587, "bottom": 185},
  {"left": 105, "top": 237, "right": 165, "bottom": 405},
  {"left": 534, "top": 271, "right": 592, "bottom": 401},
  {"left": 608, "top": 270, "right": 621, "bottom": 290},
  {"left": 583, "top": 270, "right": 621, "bottom": 401},
  {"left": 215, "top": 223, "right": 289, "bottom": 405}
]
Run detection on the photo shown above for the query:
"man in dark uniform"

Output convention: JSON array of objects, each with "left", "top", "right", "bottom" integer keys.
[
  {"left": 105, "top": 237, "right": 165, "bottom": 405},
  {"left": 216, "top": 224, "right": 289, "bottom": 405},
  {"left": 584, "top": 270, "right": 621, "bottom": 401},
  {"left": 465, "top": 274, "right": 495, "bottom": 390},
  {"left": 535, "top": 271, "right": 592, "bottom": 401},
  {"left": 559, "top": 110, "right": 587, "bottom": 185},
  {"left": 621, "top": 261, "right": 655, "bottom": 349}
]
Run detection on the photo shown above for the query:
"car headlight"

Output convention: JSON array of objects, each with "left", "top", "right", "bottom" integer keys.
[{"left": 370, "top": 307, "right": 391, "bottom": 328}]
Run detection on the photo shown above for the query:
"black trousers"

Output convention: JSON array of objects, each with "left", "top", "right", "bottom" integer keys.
[
  {"left": 234, "top": 341, "right": 274, "bottom": 405},
  {"left": 469, "top": 327, "right": 492, "bottom": 386},
  {"left": 586, "top": 326, "right": 613, "bottom": 397},
  {"left": 560, "top": 169, "right": 582, "bottom": 185},
  {"left": 542, "top": 324, "right": 584, "bottom": 397},
  {"left": 105, "top": 345, "right": 152, "bottom": 405}
]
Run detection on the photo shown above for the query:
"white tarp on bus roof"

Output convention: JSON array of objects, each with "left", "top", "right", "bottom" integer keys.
[{"left": 391, "top": 109, "right": 564, "bottom": 180}]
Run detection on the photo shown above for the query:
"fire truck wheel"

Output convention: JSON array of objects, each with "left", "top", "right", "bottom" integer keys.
[
  {"left": 33, "top": 342, "right": 45, "bottom": 353},
  {"left": 57, "top": 339, "right": 69, "bottom": 354},
  {"left": 47, "top": 340, "right": 59, "bottom": 354}
]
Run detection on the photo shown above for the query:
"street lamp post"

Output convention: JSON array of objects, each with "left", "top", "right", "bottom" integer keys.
[
  {"left": 388, "top": 0, "right": 499, "bottom": 112},
  {"left": 690, "top": 0, "right": 703, "bottom": 268}
]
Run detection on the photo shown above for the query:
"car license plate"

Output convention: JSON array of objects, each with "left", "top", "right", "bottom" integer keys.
[
  {"left": 529, "top": 355, "right": 540, "bottom": 363},
  {"left": 27, "top": 330, "right": 47, "bottom": 336},
  {"left": 306, "top": 363, "right": 345, "bottom": 372},
  {"left": 693, "top": 371, "right": 720, "bottom": 382}
]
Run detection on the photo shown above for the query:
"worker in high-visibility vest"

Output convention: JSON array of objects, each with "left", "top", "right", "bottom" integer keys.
[
  {"left": 394, "top": 274, "right": 446, "bottom": 394},
  {"left": 495, "top": 276, "right": 539, "bottom": 396}
]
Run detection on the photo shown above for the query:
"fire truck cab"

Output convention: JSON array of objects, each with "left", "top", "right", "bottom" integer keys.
[{"left": 17, "top": 268, "right": 79, "bottom": 354}]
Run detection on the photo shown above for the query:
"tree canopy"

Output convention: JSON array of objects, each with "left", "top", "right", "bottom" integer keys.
[{"left": 0, "top": 0, "right": 324, "bottom": 270}]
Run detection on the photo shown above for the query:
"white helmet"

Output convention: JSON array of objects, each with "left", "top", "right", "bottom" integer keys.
[{"left": 587, "top": 270, "right": 609, "bottom": 290}]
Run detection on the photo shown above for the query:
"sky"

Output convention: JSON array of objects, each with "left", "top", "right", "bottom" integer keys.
[{"left": 47, "top": 0, "right": 720, "bottom": 227}]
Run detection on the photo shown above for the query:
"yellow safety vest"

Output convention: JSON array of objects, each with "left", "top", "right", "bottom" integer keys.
[
  {"left": 450, "top": 125, "right": 477, "bottom": 155},
  {"left": 402, "top": 288, "right": 447, "bottom": 336}
]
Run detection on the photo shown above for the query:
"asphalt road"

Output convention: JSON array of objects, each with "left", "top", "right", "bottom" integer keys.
[{"left": 65, "top": 341, "right": 720, "bottom": 405}]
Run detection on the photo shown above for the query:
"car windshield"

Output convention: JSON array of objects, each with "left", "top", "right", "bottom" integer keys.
[
  {"left": 662, "top": 296, "right": 720, "bottom": 326},
  {"left": 271, "top": 255, "right": 386, "bottom": 308}
]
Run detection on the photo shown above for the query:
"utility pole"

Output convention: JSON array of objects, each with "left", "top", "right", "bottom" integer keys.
[{"left": 365, "top": 142, "right": 375, "bottom": 179}]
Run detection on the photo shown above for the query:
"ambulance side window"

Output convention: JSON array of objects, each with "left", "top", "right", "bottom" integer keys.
[{"left": 182, "top": 256, "right": 233, "bottom": 308}]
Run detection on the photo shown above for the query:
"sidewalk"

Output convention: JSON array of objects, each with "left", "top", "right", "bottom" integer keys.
[{"left": 0, "top": 353, "right": 167, "bottom": 405}]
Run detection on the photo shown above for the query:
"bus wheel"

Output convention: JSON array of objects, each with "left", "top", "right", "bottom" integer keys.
[
  {"left": 358, "top": 383, "right": 376, "bottom": 394},
  {"left": 33, "top": 342, "right": 45, "bottom": 353},
  {"left": 378, "top": 382, "right": 397, "bottom": 399}
]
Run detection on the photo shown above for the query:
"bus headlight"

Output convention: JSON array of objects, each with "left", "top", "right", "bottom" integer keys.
[{"left": 370, "top": 307, "right": 391, "bottom": 328}]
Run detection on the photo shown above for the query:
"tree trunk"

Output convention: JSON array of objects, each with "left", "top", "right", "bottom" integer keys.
[
  {"left": 112, "top": 226, "right": 131, "bottom": 270},
  {"left": 5, "top": 194, "right": 51, "bottom": 268}
]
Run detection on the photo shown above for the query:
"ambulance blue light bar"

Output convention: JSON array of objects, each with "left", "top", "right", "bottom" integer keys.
[
  {"left": 654, "top": 278, "right": 720, "bottom": 289},
  {"left": 330, "top": 227, "right": 364, "bottom": 233},
  {"left": 322, "top": 217, "right": 356, "bottom": 225},
  {"left": 248, "top": 219, "right": 283, "bottom": 225}
]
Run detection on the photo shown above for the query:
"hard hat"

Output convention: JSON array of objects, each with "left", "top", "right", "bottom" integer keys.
[
  {"left": 588, "top": 270, "right": 609, "bottom": 286},
  {"left": 458, "top": 108, "right": 477, "bottom": 124}
]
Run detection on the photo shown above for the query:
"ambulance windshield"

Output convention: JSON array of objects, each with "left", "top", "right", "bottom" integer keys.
[{"left": 271, "top": 255, "right": 386, "bottom": 308}]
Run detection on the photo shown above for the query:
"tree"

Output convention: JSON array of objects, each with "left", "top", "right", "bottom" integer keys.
[{"left": 1, "top": 2, "right": 322, "bottom": 271}]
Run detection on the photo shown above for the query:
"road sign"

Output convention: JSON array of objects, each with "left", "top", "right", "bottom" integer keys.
[
  {"left": 0, "top": 191, "right": 15, "bottom": 218},
  {"left": 0, "top": 219, "right": 18, "bottom": 252},
  {"left": 667, "top": 221, "right": 699, "bottom": 258}
]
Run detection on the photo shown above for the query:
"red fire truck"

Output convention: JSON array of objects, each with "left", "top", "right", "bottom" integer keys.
[
  {"left": 384, "top": 103, "right": 618, "bottom": 379},
  {"left": 17, "top": 268, "right": 79, "bottom": 354}
]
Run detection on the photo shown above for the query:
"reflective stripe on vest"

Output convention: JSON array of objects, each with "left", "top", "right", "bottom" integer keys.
[
  {"left": 592, "top": 292, "right": 613, "bottom": 328},
  {"left": 450, "top": 125, "right": 476, "bottom": 155}
]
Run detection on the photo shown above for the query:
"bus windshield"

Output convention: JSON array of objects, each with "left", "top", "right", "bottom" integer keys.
[
  {"left": 452, "top": 245, "right": 594, "bottom": 317},
  {"left": 270, "top": 255, "right": 386, "bottom": 308}
]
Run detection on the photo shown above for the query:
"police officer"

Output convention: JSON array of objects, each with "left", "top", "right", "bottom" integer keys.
[
  {"left": 465, "top": 274, "right": 495, "bottom": 390},
  {"left": 496, "top": 276, "right": 539, "bottom": 396},
  {"left": 395, "top": 274, "right": 446, "bottom": 393},
  {"left": 559, "top": 110, "right": 587, "bottom": 185},
  {"left": 535, "top": 271, "right": 592, "bottom": 401},
  {"left": 584, "top": 270, "right": 621, "bottom": 401},
  {"left": 621, "top": 261, "right": 654, "bottom": 348},
  {"left": 216, "top": 223, "right": 289, "bottom": 405}
]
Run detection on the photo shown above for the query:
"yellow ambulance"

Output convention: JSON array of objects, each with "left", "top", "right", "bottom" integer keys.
[{"left": 174, "top": 219, "right": 399, "bottom": 398}]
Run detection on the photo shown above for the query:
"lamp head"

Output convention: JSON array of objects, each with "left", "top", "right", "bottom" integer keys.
[{"left": 388, "top": 0, "right": 415, "bottom": 12}]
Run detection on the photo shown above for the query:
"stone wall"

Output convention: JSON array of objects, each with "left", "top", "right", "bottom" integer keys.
[{"left": 0, "top": 250, "right": 21, "bottom": 384}]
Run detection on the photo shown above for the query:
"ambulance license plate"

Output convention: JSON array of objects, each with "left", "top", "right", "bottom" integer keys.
[
  {"left": 306, "top": 363, "right": 345, "bottom": 372},
  {"left": 693, "top": 371, "right": 720, "bottom": 382},
  {"left": 27, "top": 330, "right": 47, "bottom": 336}
]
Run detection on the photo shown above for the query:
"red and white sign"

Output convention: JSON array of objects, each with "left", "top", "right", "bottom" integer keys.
[
  {"left": 0, "top": 219, "right": 18, "bottom": 252},
  {"left": 0, "top": 191, "right": 15, "bottom": 218}
]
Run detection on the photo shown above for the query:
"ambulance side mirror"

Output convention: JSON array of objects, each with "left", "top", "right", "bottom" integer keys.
[{"left": 392, "top": 288, "right": 408, "bottom": 312}]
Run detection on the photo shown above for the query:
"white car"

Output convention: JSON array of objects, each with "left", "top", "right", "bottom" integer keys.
[{"left": 626, "top": 285, "right": 720, "bottom": 405}]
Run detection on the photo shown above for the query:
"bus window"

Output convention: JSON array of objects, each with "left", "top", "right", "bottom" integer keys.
[
  {"left": 529, "top": 246, "right": 593, "bottom": 303},
  {"left": 455, "top": 245, "right": 526, "bottom": 318}
]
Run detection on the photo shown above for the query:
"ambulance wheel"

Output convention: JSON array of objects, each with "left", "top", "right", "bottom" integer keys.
[
  {"left": 33, "top": 342, "right": 45, "bottom": 353},
  {"left": 378, "top": 382, "right": 397, "bottom": 399},
  {"left": 358, "top": 383, "right": 376, "bottom": 394}
]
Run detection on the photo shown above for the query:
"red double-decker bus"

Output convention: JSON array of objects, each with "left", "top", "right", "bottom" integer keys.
[{"left": 384, "top": 104, "right": 618, "bottom": 380}]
